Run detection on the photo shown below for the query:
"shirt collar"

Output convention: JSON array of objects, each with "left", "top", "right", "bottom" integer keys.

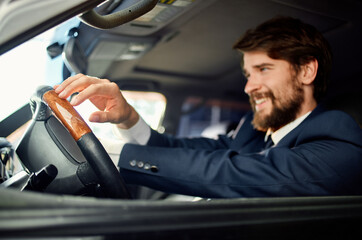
[{"left": 265, "top": 111, "right": 312, "bottom": 145}]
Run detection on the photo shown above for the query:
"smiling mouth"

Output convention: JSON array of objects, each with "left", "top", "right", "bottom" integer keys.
[{"left": 254, "top": 97, "right": 268, "bottom": 111}]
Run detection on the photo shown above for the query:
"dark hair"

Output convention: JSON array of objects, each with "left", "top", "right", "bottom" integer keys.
[{"left": 233, "top": 16, "right": 332, "bottom": 102}]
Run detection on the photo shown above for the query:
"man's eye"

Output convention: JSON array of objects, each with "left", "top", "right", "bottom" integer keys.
[{"left": 260, "top": 67, "right": 268, "bottom": 72}]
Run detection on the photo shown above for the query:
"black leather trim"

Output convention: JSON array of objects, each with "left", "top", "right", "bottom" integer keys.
[{"left": 77, "top": 132, "right": 130, "bottom": 199}]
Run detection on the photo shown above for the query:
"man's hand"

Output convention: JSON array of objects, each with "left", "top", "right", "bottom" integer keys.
[{"left": 54, "top": 74, "right": 139, "bottom": 129}]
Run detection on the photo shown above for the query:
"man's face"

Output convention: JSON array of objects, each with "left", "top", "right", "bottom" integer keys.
[{"left": 243, "top": 51, "right": 304, "bottom": 132}]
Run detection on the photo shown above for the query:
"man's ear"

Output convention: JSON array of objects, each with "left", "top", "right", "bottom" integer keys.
[{"left": 300, "top": 58, "right": 318, "bottom": 85}]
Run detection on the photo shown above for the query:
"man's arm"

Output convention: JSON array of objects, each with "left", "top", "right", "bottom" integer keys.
[
  {"left": 118, "top": 110, "right": 362, "bottom": 198},
  {"left": 118, "top": 139, "right": 362, "bottom": 198}
]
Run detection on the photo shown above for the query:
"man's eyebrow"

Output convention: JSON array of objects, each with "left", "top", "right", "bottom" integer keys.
[
  {"left": 241, "top": 63, "right": 274, "bottom": 76},
  {"left": 242, "top": 63, "right": 274, "bottom": 76},
  {"left": 253, "top": 63, "right": 274, "bottom": 69}
]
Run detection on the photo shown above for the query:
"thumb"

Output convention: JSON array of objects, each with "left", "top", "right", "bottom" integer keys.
[{"left": 89, "top": 111, "right": 109, "bottom": 123}]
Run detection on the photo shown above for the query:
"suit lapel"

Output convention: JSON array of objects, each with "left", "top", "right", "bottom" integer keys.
[
  {"left": 277, "top": 105, "right": 325, "bottom": 147},
  {"left": 230, "top": 112, "right": 265, "bottom": 153},
  {"left": 231, "top": 106, "right": 325, "bottom": 151}
]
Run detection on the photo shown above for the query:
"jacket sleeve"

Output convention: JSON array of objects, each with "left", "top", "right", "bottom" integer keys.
[
  {"left": 118, "top": 110, "right": 362, "bottom": 198},
  {"left": 146, "top": 129, "right": 233, "bottom": 150},
  {"left": 145, "top": 112, "right": 261, "bottom": 152}
]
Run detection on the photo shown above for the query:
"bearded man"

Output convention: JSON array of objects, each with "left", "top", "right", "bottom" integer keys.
[{"left": 56, "top": 17, "right": 362, "bottom": 198}]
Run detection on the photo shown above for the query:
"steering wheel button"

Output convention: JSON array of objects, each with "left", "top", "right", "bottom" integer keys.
[{"left": 130, "top": 160, "right": 137, "bottom": 167}]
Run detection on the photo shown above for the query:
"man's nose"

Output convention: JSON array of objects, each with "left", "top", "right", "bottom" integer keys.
[{"left": 244, "top": 75, "right": 261, "bottom": 94}]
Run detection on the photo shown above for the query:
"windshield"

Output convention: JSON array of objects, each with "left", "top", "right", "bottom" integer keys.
[
  {"left": 0, "top": 17, "right": 82, "bottom": 123},
  {"left": 0, "top": 28, "right": 63, "bottom": 122},
  {"left": 0, "top": 17, "right": 166, "bottom": 141}
]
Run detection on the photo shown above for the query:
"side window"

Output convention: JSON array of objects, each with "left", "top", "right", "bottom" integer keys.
[
  {"left": 75, "top": 91, "right": 166, "bottom": 140},
  {"left": 177, "top": 97, "right": 250, "bottom": 138},
  {"left": 122, "top": 91, "right": 166, "bottom": 131}
]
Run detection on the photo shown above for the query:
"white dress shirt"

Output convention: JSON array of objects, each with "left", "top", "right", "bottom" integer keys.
[
  {"left": 99, "top": 117, "right": 150, "bottom": 166},
  {"left": 265, "top": 111, "right": 311, "bottom": 145}
]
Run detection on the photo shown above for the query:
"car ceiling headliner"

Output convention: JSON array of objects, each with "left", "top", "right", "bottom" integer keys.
[{"left": 76, "top": 0, "right": 362, "bottom": 102}]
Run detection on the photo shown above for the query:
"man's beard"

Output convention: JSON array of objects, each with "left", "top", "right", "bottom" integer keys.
[{"left": 250, "top": 78, "right": 304, "bottom": 132}]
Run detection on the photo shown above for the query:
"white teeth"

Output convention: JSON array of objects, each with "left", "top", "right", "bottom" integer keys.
[{"left": 255, "top": 98, "right": 267, "bottom": 105}]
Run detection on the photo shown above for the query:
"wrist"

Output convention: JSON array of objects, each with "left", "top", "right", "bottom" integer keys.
[
  {"left": 116, "top": 106, "right": 139, "bottom": 129},
  {"left": 113, "top": 115, "right": 151, "bottom": 145}
]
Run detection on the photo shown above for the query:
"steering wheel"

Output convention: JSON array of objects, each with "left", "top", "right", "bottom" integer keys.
[{"left": 32, "top": 86, "right": 130, "bottom": 199}]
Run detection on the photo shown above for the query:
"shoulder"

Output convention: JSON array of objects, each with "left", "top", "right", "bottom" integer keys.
[
  {"left": 298, "top": 108, "right": 362, "bottom": 144},
  {"left": 307, "top": 108, "right": 360, "bottom": 129}
]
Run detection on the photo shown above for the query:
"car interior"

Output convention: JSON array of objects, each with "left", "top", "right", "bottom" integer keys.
[{"left": 0, "top": 0, "right": 361, "bottom": 239}]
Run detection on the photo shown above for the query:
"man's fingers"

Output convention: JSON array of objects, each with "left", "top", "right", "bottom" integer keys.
[
  {"left": 55, "top": 74, "right": 109, "bottom": 99},
  {"left": 69, "top": 82, "right": 119, "bottom": 107},
  {"left": 58, "top": 75, "right": 90, "bottom": 98},
  {"left": 54, "top": 73, "right": 84, "bottom": 97},
  {"left": 53, "top": 74, "right": 125, "bottom": 125}
]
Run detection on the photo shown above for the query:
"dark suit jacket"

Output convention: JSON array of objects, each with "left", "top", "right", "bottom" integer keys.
[{"left": 118, "top": 106, "right": 362, "bottom": 198}]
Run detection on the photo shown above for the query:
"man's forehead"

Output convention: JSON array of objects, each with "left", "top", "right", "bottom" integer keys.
[{"left": 243, "top": 51, "right": 272, "bottom": 65}]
